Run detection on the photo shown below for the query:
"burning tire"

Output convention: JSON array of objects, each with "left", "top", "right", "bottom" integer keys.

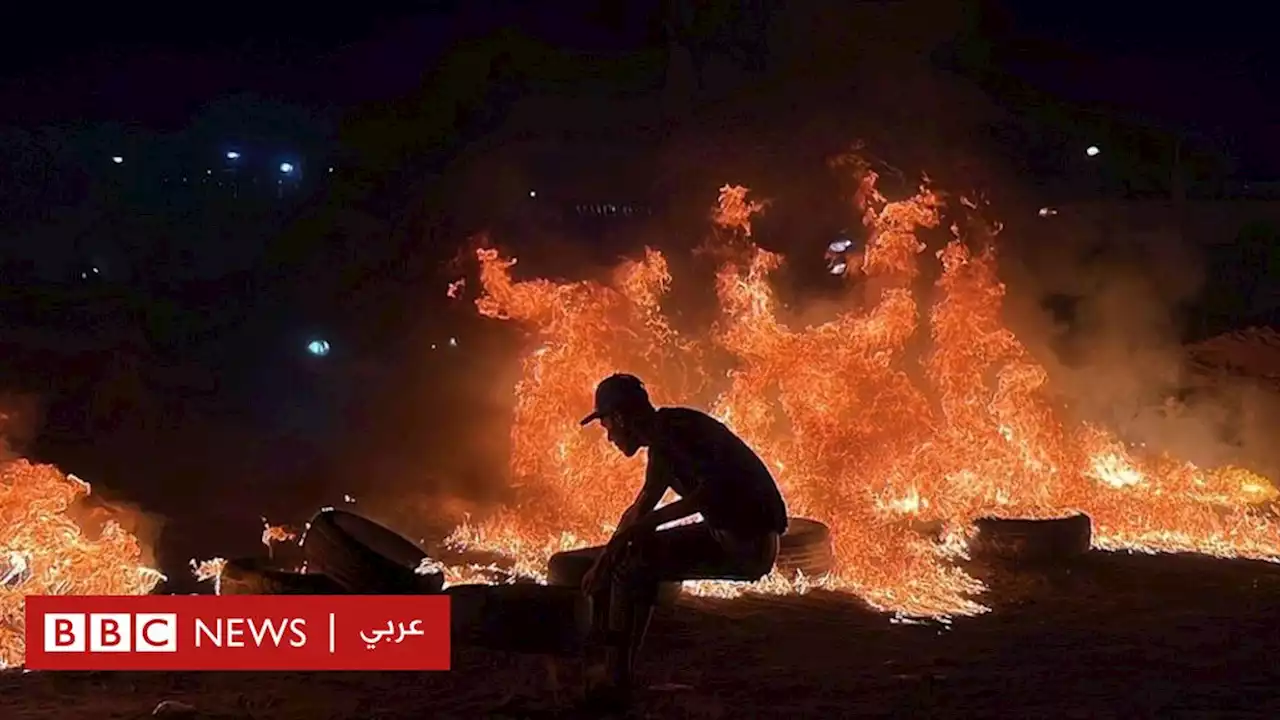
[
  {"left": 969, "top": 514, "right": 1093, "bottom": 564},
  {"left": 302, "top": 510, "right": 444, "bottom": 594},
  {"left": 217, "top": 557, "right": 346, "bottom": 596},
  {"left": 447, "top": 583, "right": 592, "bottom": 656},
  {"left": 775, "top": 518, "right": 834, "bottom": 579},
  {"left": 546, "top": 547, "right": 683, "bottom": 606}
]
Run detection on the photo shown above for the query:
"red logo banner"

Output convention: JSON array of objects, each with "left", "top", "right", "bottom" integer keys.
[{"left": 25, "top": 595, "right": 451, "bottom": 671}]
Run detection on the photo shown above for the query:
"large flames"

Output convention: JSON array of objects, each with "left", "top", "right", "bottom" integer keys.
[
  {"left": 0, "top": 461, "right": 162, "bottom": 667},
  {"left": 447, "top": 159, "right": 1280, "bottom": 616}
]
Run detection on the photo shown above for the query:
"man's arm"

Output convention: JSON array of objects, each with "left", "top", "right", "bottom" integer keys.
[
  {"left": 631, "top": 493, "right": 702, "bottom": 533},
  {"left": 612, "top": 453, "right": 671, "bottom": 535},
  {"left": 635, "top": 452, "right": 673, "bottom": 514}
]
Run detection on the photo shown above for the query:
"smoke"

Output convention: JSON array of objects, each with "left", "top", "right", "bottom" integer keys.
[
  {"left": 67, "top": 491, "right": 166, "bottom": 572},
  {"left": 0, "top": 393, "right": 42, "bottom": 460},
  {"left": 363, "top": 0, "right": 1280, "bottom": 538},
  {"left": 997, "top": 201, "right": 1280, "bottom": 479},
  {"left": 0, "top": 392, "right": 167, "bottom": 573}
]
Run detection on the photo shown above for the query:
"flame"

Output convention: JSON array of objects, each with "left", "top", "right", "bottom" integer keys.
[
  {"left": 1, "top": 461, "right": 161, "bottom": 666},
  {"left": 447, "top": 278, "right": 467, "bottom": 299},
  {"left": 261, "top": 519, "right": 297, "bottom": 550},
  {"left": 448, "top": 158, "right": 1280, "bottom": 617}
]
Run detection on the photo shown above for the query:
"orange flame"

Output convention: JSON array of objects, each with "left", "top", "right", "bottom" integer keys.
[
  {"left": 1, "top": 462, "right": 162, "bottom": 666},
  {"left": 261, "top": 519, "right": 297, "bottom": 550},
  {"left": 448, "top": 159, "right": 1280, "bottom": 616}
]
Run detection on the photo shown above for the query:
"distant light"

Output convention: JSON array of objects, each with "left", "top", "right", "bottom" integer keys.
[
  {"left": 528, "top": 190, "right": 537, "bottom": 198},
  {"left": 306, "top": 339, "right": 330, "bottom": 357},
  {"left": 448, "top": 337, "right": 458, "bottom": 347},
  {"left": 111, "top": 156, "right": 123, "bottom": 164},
  {"left": 92, "top": 267, "right": 100, "bottom": 274},
  {"left": 830, "top": 262, "right": 848, "bottom": 276},
  {"left": 280, "top": 162, "right": 295, "bottom": 174},
  {"left": 1085, "top": 145, "right": 1100, "bottom": 158},
  {"left": 1038, "top": 207, "right": 1059, "bottom": 217},
  {"left": 828, "top": 238, "right": 853, "bottom": 253},
  {"left": 328, "top": 167, "right": 334, "bottom": 173},
  {"left": 206, "top": 169, "right": 212, "bottom": 175},
  {"left": 226, "top": 151, "right": 241, "bottom": 160}
]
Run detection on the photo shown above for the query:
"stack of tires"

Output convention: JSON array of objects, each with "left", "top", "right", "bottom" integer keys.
[
  {"left": 301, "top": 510, "right": 444, "bottom": 594},
  {"left": 968, "top": 514, "right": 1093, "bottom": 565},
  {"left": 216, "top": 510, "right": 443, "bottom": 596},
  {"left": 216, "top": 509, "right": 591, "bottom": 655}
]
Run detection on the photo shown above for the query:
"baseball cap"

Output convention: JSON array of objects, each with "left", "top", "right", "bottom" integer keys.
[{"left": 579, "top": 373, "right": 650, "bottom": 426}]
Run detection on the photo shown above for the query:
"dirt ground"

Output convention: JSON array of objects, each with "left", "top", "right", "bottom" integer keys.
[{"left": 6, "top": 551, "right": 1280, "bottom": 719}]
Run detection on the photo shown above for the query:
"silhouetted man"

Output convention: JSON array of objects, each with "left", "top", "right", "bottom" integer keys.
[{"left": 578, "top": 373, "right": 788, "bottom": 709}]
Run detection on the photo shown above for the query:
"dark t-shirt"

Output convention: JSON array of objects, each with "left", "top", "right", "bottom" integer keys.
[{"left": 647, "top": 407, "right": 789, "bottom": 536}]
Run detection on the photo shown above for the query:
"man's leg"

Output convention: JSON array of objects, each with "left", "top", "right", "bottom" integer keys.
[{"left": 601, "top": 525, "right": 730, "bottom": 691}]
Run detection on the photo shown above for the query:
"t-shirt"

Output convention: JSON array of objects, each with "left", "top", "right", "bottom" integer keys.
[{"left": 647, "top": 407, "right": 789, "bottom": 536}]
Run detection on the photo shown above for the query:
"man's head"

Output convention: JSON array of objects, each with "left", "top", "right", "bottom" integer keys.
[{"left": 580, "top": 373, "right": 656, "bottom": 457}]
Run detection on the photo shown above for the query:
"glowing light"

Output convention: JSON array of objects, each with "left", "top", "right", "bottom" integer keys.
[
  {"left": 1038, "top": 207, "right": 1059, "bottom": 217},
  {"left": 280, "top": 162, "right": 295, "bottom": 174},
  {"left": 829, "top": 238, "right": 854, "bottom": 253},
  {"left": 111, "top": 156, "right": 123, "bottom": 164},
  {"left": 830, "top": 262, "right": 848, "bottom": 275},
  {"left": 1085, "top": 145, "right": 1100, "bottom": 157},
  {"left": 306, "top": 339, "right": 330, "bottom": 357},
  {"left": 529, "top": 190, "right": 537, "bottom": 198},
  {"left": 226, "top": 151, "right": 241, "bottom": 160},
  {"left": 448, "top": 337, "right": 458, "bottom": 347},
  {"left": 444, "top": 164, "right": 1280, "bottom": 619}
]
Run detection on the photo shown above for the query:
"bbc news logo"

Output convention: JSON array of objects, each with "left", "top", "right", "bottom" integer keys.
[
  {"left": 26, "top": 595, "right": 450, "bottom": 671},
  {"left": 45, "top": 613, "right": 178, "bottom": 652}
]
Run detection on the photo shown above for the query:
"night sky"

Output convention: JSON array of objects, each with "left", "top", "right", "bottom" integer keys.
[{"left": 1, "top": 1, "right": 1275, "bottom": 172}]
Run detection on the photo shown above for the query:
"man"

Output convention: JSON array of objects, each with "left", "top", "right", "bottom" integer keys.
[{"left": 578, "top": 373, "right": 788, "bottom": 708}]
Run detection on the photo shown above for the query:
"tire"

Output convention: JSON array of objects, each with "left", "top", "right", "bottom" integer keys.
[
  {"left": 447, "top": 583, "right": 592, "bottom": 656},
  {"left": 970, "top": 514, "right": 1093, "bottom": 564},
  {"left": 546, "top": 547, "right": 683, "bottom": 606},
  {"left": 775, "top": 518, "right": 834, "bottom": 578},
  {"left": 217, "top": 557, "right": 346, "bottom": 596},
  {"left": 302, "top": 510, "right": 444, "bottom": 594}
]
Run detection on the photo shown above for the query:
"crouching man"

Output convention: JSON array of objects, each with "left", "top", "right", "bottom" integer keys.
[{"left": 578, "top": 373, "right": 788, "bottom": 710}]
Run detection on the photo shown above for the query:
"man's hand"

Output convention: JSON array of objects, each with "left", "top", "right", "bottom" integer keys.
[
  {"left": 581, "top": 545, "right": 619, "bottom": 596},
  {"left": 581, "top": 556, "right": 605, "bottom": 596},
  {"left": 581, "top": 522, "right": 645, "bottom": 596}
]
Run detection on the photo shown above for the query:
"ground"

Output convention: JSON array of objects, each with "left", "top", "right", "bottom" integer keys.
[{"left": 6, "top": 551, "right": 1280, "bottom": 718}]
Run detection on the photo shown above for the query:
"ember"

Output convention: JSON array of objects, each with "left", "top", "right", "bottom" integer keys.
[
  {"left": 1, "top": 461, "right": 162, "bottom": 667},
  {"left": 446, "top": 157, "right": 1280, "bottom": 617}
]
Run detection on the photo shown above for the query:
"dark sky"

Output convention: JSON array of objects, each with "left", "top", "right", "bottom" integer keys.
[
  {"left": 982, "top": 2, "right": 1279, "bottom": 175},
  {"left": 0, "top": 2, "right": 658, "bottom": 127},
  {"left": 1, "top": 1, "right": 1275, "bottom": 173}
]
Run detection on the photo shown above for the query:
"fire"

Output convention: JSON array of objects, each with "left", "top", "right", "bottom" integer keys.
[
  {"left": 1, "top": 461, "right": 161, "bottom": 667},
  {"left": 447, "top": 156, "right": 1280, "bottom": 617},
  {"left": 447, "top": 278, "right": 466, "bottom": 299},
  {"left": 261, "top": 519, "right": 297, "bottom": 552}
]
